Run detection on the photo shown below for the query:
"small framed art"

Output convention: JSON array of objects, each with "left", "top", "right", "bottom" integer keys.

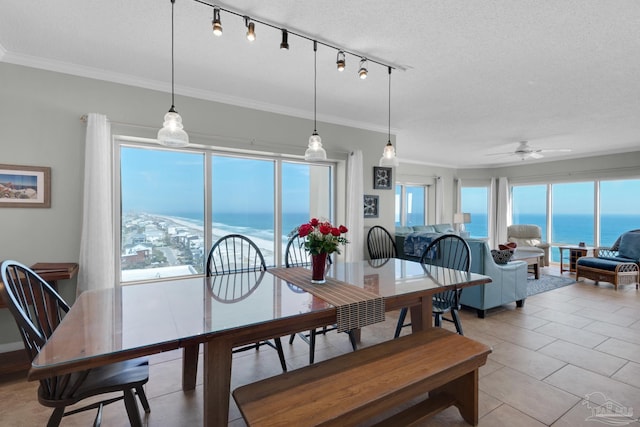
[
  {"left": 373, "top": 166, "right": 392, "bottom": 190},
  {"left": 0, "top": 164, "right": 51, "bottom": 208},
  {"left": 363, "top": 194, "right": 379, "bottom": 218}
]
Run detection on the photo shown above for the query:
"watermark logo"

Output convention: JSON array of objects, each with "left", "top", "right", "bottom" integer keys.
[{"left": 582, "top": 392, "right": 637, "bottom": 426}]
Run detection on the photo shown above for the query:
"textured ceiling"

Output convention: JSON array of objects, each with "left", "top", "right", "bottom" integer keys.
[{"left": 2, "top": 0, "right": 640, "bottom": 168}]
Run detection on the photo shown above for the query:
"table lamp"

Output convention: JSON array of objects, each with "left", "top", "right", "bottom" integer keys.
[{"left": 454, "top": 212, "right": 472, "bottom": 237}]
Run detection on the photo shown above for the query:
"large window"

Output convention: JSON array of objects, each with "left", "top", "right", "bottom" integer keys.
[
  {"left": 511, "top": 185, "right": 547, "bottom": 240},
  {"left": 395, "top": 184, "right": 427, "bottom": 227},
  {"left": 119, "top": 144, "right": 333, "bottom": 283},
  {"left": 461, "top": 186, "right": 489, "bottom": 238},
  {"left": 600, "top": 179, "right": 640, "bottom": 247},
  {"left": 511, "top": 178, "right": 640, "bottom": 263},
  {"left": 551, "top": 182, "right": 594, "bottom": 262}
]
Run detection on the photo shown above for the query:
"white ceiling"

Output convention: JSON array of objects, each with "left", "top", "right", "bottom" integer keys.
[{"left": 2, "top": 1, "right": 640, "bottom": 168}]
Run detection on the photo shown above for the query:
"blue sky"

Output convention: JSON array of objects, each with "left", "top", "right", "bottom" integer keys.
[{"left": 121, "top": 148, "right": 311, "bottom": 215}]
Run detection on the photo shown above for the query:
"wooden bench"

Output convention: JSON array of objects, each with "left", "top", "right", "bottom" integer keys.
[{"left": 233, "top": 328, "right": 491, "bottom": 426}]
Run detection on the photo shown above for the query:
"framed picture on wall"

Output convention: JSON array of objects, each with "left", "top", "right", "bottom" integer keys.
[
  {"left": 0, "top": 164, "right": 51, "bottom": 208},
  {"left": 373, "top": 166, "right": 392, "bottom": 190},
  {"left": 363, "top": 194, "right": 379, "bottom": 218}
]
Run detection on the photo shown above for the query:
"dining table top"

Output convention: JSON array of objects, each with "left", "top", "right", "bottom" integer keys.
[{"left": 29, "top": 258, "right": 491, "bottom": 380}]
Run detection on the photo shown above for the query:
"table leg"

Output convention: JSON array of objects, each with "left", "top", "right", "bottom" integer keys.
[
  {"left": 182, "top": 344, "right": 199, "bottom": 391},
  {"left": 534, "top": 262, "right": 540, "bottom": 280},
  {"left": 203, "top": 338, "right": 233, "bottom": 427},
  {"left": 410, "top": 296, "right": 433, "bottom": 333}
]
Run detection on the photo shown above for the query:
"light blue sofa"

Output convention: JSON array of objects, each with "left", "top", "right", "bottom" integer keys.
[{"left": 460, "top": 241, "right": 528, "bottom": 318}]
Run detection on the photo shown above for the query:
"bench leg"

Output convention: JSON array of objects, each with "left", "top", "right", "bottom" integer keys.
[{"left": 432, "top": 369, "right": 479, "bottom": 426}]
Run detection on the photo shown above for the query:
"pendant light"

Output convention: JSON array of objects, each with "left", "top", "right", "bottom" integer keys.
[
  {"left": 305, "top": 41, "right": 327, "bottom": 161},
  {"left": 379, "top": 66, "right": 399, "bottom": 167},
  {"left": 158, "top": 0, "right": 189, "bottom": 148}
]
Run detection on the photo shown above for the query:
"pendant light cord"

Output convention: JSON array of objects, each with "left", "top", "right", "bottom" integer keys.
[
  {"left": 171, "top": 0, "right": 176, "bottom": 109},
  {"left": 313, "top": 40, "right": 317, "bottom": 133},
  {"left": 388, "top": 66, "right": 391, "bottom": 143}
]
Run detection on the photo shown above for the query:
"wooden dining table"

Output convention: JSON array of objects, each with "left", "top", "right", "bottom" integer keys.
[{"left": 28, "top": 259, "right": 491, "bottom": 426}]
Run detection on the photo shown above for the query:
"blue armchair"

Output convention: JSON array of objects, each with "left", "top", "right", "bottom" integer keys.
[{"left": 460, "top": 241, "right": 529, "bottom": 318}]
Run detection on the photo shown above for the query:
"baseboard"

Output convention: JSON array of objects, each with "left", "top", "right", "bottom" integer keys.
[{"left": 0, "top": 348, "right": 30, "bottom": 377}]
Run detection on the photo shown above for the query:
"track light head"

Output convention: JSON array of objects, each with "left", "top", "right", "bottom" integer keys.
[
  {"left": 280, "top": 29, "right": 289, "bottom": 50},
  {"left": 212, "top": 8, "right": 222, "bottom": 36},
  {"left": 245, "top": 17, "right": 256, "bottom": 41},
  {"left": 358, "top": 58, "right": 368, "bottom": 79},
  {"left": 336, "top": 51, "right": 346, "bottom": 71}
]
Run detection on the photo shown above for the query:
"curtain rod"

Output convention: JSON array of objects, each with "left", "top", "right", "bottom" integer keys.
[{"left": 80, "top": 115, "right": 351, "bottom": 155}]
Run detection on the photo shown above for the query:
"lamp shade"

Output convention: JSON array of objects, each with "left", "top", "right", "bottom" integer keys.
[{"left": 453, "top": 212, "right": 471, "bottom": 224}]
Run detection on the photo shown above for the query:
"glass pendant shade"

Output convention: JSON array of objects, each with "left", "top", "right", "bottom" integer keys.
[
  {"left": 305, "top": 132, "right": 327, "bottom": 160},
  {"left": 158, "top": 108, "right": 189, "bottom": 147},
  {"left": 379, "top": 141, "right": 399, "bottom": 167}
]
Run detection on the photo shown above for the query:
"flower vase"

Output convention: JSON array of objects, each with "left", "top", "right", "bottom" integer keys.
[{"left": 311, "top": 252, "right": 328, "bottom": 284}]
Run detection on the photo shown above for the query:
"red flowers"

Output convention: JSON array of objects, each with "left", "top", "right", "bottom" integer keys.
[{"left": 295, "top": 218, "right": 349, "bottom": 255}]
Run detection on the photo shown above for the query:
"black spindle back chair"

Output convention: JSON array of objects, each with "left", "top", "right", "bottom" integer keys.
[
  {"left": 367, "top": 225, "right": 397, "bottom": 259},
  {"left": 394, "top": 234, "right": 471, "bottom": 338},
  {"left": 0, "top": 260, "right": 150, "bottom": 427}
]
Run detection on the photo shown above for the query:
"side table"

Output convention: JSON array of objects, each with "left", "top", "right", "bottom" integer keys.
[
  {"left": 0, "top": 262, "right": 79, "bottom": 309},
  {"left": 558, "top": 246, "right": 592, "bottom": 274}
]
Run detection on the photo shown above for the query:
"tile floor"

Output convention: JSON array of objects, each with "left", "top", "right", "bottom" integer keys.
[{"left": 1, "top": 268, "right": 639, "bottom": 426}]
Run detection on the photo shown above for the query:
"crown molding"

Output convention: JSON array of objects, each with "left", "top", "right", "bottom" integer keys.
[{"left": 2, "top": 50, "right": 393, "bottom": 135}]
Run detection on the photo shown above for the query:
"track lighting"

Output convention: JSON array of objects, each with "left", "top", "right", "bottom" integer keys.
[
  {"left": 358, "top": 58, "right": 368, "bottom": 79},
  {"left": 280, "top": 29, "right": 289, "bottom": 50},
  {"left": 245, "top": 17, "right": 256, "bottom": 41},
  {"left": 305, "top": 41, "right": 327, "bottom": 161},
  {"left": 336, "top": 51, "right": 345, "bottom": 71},
  {"left": 158, "top": 0, "right": 189, "bottom": 148},
  {"left": 212, "top": 8, "right": 222, "bottom": 36}
]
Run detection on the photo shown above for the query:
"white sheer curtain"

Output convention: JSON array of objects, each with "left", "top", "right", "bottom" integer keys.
[
  {"left": 78, "top": 113, "right": 115, "bottom": 294},
  {"left": 345, "top": 150, "right": 364, "bottom": 262},
  {"left": 495, "top": 177, "right": 511, "bottom": 245},
  {"left": 435, "top": 176, "right": 444, "bottom": 224},
  {"left": 488, "top": 177, "right": 497, "bottom": 249}
]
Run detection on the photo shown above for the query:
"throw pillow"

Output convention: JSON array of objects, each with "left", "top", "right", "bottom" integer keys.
[
  {"left": 491, "top": 249, "right": 514, "bottom": 265},
  {"left": 499, "top": 242, "right": 517, "bottom": 251}
]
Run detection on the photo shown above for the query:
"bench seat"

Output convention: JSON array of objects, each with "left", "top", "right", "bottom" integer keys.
[
  {"left": 576, "top": 257, "right": 639, "bottom": 290},
  {"left": 233, "top": 328, "right": 491, "bottom": 426}
]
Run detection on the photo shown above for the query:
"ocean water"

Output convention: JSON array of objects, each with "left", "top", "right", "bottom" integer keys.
[{"left": 168, "top": 211, "right": 311, "bottom": 242}]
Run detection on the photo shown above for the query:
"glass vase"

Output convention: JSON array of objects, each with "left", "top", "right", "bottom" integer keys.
[{"left": 311, "top": 252, "right": 328, "bottom": 284}]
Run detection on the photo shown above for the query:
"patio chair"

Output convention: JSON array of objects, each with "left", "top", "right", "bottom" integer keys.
[
  {"left": 0, "top": 260, "right": 150, "bottom": 427},
  {"left": 367, "top": 225, "right": 397, "bottom": 259},
  {"left": 284, "top": 232, "right": 356, "bottom": 364},
  {"left": 394, "top": 234, "right": 471, "bottom": 338}
]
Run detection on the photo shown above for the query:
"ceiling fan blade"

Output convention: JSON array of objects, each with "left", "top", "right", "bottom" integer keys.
[
  {"left": 539, "top": 148, "right": 572, "bottom": 153},
  {"left": 529, "top": 152, "right": 544, "bottom": 159}
]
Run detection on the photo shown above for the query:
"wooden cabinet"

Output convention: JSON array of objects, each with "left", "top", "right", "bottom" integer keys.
[{"left": 559, "top": 246, "right": 590, "bottom": 274}]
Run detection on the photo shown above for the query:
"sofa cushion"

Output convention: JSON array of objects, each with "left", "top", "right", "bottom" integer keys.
[
  {"left": 411, "top": 225, "right": 436, "bottom": 233},
  {"left": 599, "top": 256, "right": 636, "bottom": 263},
  {"left": 508, "top": 237, "right": 541, "bottom": 247},
  {"left": 508, "top": 224, "right": 542, "bottom": 239},
  {"left": 617, "top": 232, "right": 640, "bottom": 262},
  {"left": 395, "top": 226, "right": 413, "bottom": 236},
  {"left": 433, "top": 223, "right": 455, "bottom": 233},
  {"left": 577, "top": 257, "right": 628, "bottom": 271},
  {"left": 491, "top": 249, "right": 514, "bottom": 265}
]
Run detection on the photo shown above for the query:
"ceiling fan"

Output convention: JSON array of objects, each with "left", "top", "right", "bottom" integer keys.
[{"left": 490, "top": 141, "right": 572, "bottom": 160}]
